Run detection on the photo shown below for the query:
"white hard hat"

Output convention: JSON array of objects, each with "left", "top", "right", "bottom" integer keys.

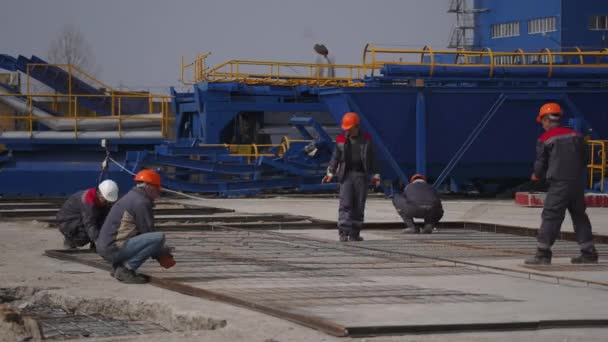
[{"left": 98, "top": 179, "right": 119, "bottom": 202}]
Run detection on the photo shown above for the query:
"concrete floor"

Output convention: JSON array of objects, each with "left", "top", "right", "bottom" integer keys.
[{"left": 2, "top": 198, "right": 608, "bottom": 341}]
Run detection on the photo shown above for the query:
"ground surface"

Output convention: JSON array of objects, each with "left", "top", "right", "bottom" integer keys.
[{"left": 2, "top": 198, "right": 608, "bottom": 341}]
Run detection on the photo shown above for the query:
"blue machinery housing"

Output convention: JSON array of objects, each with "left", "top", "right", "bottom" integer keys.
[{"left": 2, "top": 46, "right": 608, "bottom": 197}]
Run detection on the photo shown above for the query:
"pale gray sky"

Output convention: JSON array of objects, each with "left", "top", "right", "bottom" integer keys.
[{"left": 1, "top": 0, "right": 454, "bottom": 91}]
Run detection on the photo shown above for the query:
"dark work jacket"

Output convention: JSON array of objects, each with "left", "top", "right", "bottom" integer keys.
[
  {"left": 327, "top": 132, "right": 378, "bottom": 182},
  {"left": 96, "top": 187, "right": 155, "bottom": 256},
  {"left": 403, "top": 181, "right": 442, "bottom": 208},
  {"left": 533, "top": 127, "right": 586, "bottom": 182},
  {"left": 56, "top": 188, "right": 109, "bottom": 242}
]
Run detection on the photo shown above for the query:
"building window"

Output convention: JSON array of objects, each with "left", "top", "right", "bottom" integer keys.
[
  {"left": 528, "top": 17, "right": 557, "bottom": 34},
  {"left": 491, "top": 22, "right": 520, "bottom": 39},
  {"left": 589, "top": 15, "right": 608, "bottom": 30}
]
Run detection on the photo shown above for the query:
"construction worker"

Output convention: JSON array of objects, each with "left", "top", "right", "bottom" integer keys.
[
  {"left": 56, "top": 179, "right": 119, "bottom": 250},
  {"left": 392, "top": 174, "right": 443, "bottom": 234},
  {"left": 96, "top": 170, "right": 176, "bottom": 284},
  {"left": 323, "top": 112, "right": 380, "bottom": 242},
  {"left": 314, "top": 43, "right": 336, "bottom": 78},
  {"left": 526, "top": 103, "right": 598, "bottom": 265}
]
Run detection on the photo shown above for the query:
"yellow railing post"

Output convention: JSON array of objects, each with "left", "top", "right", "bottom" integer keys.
[
  {"left": 73, "top": 96, "right": 78, "bottom": 138},
  {"left": 590, "top": 142, "right": 595, "bottom": 190},
  {"left": 600, "top": 140, "right": 606, "bottom": 192},
  {"left": 118, "top": 97, "right": 122, "bottom": 138},
  {"left": 26, "top": 65, "right": 32, "bottom": 137}
]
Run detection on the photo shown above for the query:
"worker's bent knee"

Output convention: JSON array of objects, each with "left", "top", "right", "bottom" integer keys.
[{"left": 149, "top": 232, "right": 165, "bottom": 246}]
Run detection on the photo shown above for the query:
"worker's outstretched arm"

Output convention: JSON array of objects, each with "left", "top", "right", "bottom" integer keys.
[
  {"left": 81, "top": 204, "right": 101, "bottom": 242},
  {"left": 533, "top": 140, "right": 549, "bottom": 180},
  {"left": 327, "top": 142, "right": 341, "bottom": 176}
]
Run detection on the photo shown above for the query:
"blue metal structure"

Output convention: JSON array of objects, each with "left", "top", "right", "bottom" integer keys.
[
  {"left": 3, "top": 37, "right": 608, "bottom": 197},
  {"left": 320, "top": 67, "right": 608, "bottom": 192},
  {"left": 125, "top": 116, "right": 336, "bottom": 196},
  {"left": 474, "top": 0, "right": 608, "bottom": 51}
]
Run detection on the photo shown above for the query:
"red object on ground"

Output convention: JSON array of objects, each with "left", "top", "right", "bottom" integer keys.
[
  {"left": 158, "top": 254, "right": 176, "bottom": 269},
  {"left": 515, "top": 192, "right": 608, "bottom": 207}
]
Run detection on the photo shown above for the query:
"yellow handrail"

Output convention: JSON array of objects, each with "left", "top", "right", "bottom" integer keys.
[
  {"left": 182, "top": 45, "right": 608, "bottom": 87},
  {"left": 587, "top": 140, "right": 608, "bottom": 192},
  {"left": 0, "top": 92, "right": 172, "bottom": 139}
]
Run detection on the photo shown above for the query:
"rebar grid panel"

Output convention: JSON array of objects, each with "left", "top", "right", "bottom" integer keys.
[
  {"left": 22, "top": 304, "right": 168, "bottom": 340},
  {"left": 362, "top": 229, "right": 607, "bottom": 260},
  {"left": 45, "top": 225, "right": 608, "bottom": 337},
  {"left": 218, "top": 284, "right": 517, "bottom": 307}
]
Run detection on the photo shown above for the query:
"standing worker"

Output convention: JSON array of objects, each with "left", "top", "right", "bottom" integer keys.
[
  {"left": 526, "top": 103, "right": 598, "bottom": 265},
  {"left": 96, "top": 170, "right": 176, "bottom": 284},
  {"left": 313, "top": 44, "right": 336, "bottom": 78},
  {"left": 323, "top": 112, "right": 381, "bottom": 242},
  {"left": 392, "top": 174, "right": 443, "bottom": 234},
  {"left": 56, "top": 180, "right": 119, "bottom": 250}
]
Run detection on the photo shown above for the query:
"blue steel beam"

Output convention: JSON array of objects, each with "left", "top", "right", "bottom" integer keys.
[
  {"left": 346, "top": 95, "right": 408, "bottom": 184},
  {"left": 141, "top": 154, "right": 259, "bottom": 175},
  {"left": 433, "top": 93, "right": 507, "bottom": 189},
  {"left": 415, "top": 91, "right": 427, "bottom": 176},
  {"left": 161, "top": 175, "right": 322, "bottom": 194}
]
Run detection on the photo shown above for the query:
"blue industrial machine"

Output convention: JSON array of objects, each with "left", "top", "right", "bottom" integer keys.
[
  {"left": 2, "top": 42, "right": 608, "bottom": 197},
  {"left": 124, "top": 115, "right": 337, "bottom": 196},
  {"left": 0, "top": 55, "right": 165, "bottom": 197}
]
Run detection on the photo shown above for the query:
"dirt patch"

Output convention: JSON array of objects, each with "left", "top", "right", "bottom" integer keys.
[
  {"left": 33, "top": 292, "right": 227, "bottom": 332},
  {"left": 0, "top": 287, "right": 227, "bottom": 341}
]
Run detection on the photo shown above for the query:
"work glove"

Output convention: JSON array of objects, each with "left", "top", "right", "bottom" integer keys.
[
  {"left": 322, "top": 173, "right": 333, "bottom": 184},
  {"left": 158, "top": 253, "right": 176, "bottom": 269},
  {"left": 157, "top": 246, "right": 176, "bottom": 269},
  {"left": 371, "top": 174, "right": 381, "bottom": 188}
]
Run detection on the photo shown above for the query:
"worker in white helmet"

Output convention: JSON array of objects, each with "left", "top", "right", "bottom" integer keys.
[{"left": 56, "top": 180, "right": 119, "bottom": 251}]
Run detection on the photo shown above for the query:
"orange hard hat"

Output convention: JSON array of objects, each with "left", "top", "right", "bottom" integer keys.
[
  {"left": 341, "top": 112, "right": 360, "bottom": 130},
  {"left": 134, "top": 169, "right": 161, "bottom": 187},
  {"left": 410, "top": 174, "right": 427, "bottom": 183},
  {"left": 537, "top": 103, "right": 562, "bottom": 123}
]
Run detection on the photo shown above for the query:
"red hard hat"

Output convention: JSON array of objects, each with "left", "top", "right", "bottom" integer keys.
[
  {"left": 537, "top": 103, "right": 562, "bottom": 123},
  {"left": 134, "top": 169, "right": 161, "bottom": 187},
  {"left": 410, "top": 174, "right": 427, "bottom": 183},
  {"left": 341, "top": 112, "right": 360, "bottom": 130}
]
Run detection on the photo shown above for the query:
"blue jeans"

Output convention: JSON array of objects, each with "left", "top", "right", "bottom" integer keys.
[{"left": 113, "top": 232, "right": 165, "bottom": 271}]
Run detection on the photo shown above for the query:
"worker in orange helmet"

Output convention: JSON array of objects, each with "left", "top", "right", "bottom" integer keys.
[
  {"left": 322, "top": 112, "right": 381, "bottom": 242},
  {"left": 96, "top": 169, "right": 176, "bottom": 284},
  {"left": 392, "top": 174, "right": 443, "bottom": 234},
  {"left": 526, "top": 103, "right": 598, "bottom": 265}
]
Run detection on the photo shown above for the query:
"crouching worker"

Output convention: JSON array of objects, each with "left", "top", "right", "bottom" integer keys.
[
  {"left": 392, "top": 174, "right": 443, "bottom": 234},
  {"left": 56, "top": 180, "right": 119, "bottom": 250},
  {"left": 96, "top": 170, "right": 176, "bottom": 284}
]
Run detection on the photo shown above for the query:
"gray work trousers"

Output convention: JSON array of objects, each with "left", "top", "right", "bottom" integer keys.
[
  {"left": 338, "top": 171, "right": 368, "bottom": 238},
  {"left": 59, "top": 220, "right": 92, "bottom": 247},
  {"left": 538, "top": 180, "right": 595, "bottom": 253},
  {"left": 392, "top": 194, "right": 443, "bottom": 229}
]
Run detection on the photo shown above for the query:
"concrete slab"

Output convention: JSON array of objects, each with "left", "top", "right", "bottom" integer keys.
[{"left": 180, "top": 197, "right": 608, "bottom": 235}]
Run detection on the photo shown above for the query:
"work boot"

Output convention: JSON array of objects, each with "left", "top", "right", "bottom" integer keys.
[
  {"left": 402, "top": 227, "right": 419, "bottom": 234},
  {"left": 339, "top": 235, "right": 348, "bottom": 242},
  {"left": 113, "top": 266, "right": 149, "bottom": 284},
  {"left": 63, "top": 238, "right": 77, "bottom": 250},
  {"left": 524, "top": 248, "right": 552, "bottom": 265},
  {"left": 348, "top": 236, "right": 364, "bottom": 242},
  {"left": 421, "top": 224, "right": 434, "bottom": 234},
  {"left": 89, "top": 242, "right": 96, "bottom": 252},
  {"left": 571, "top": 247, "right": 599, "bottom": 264}
]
